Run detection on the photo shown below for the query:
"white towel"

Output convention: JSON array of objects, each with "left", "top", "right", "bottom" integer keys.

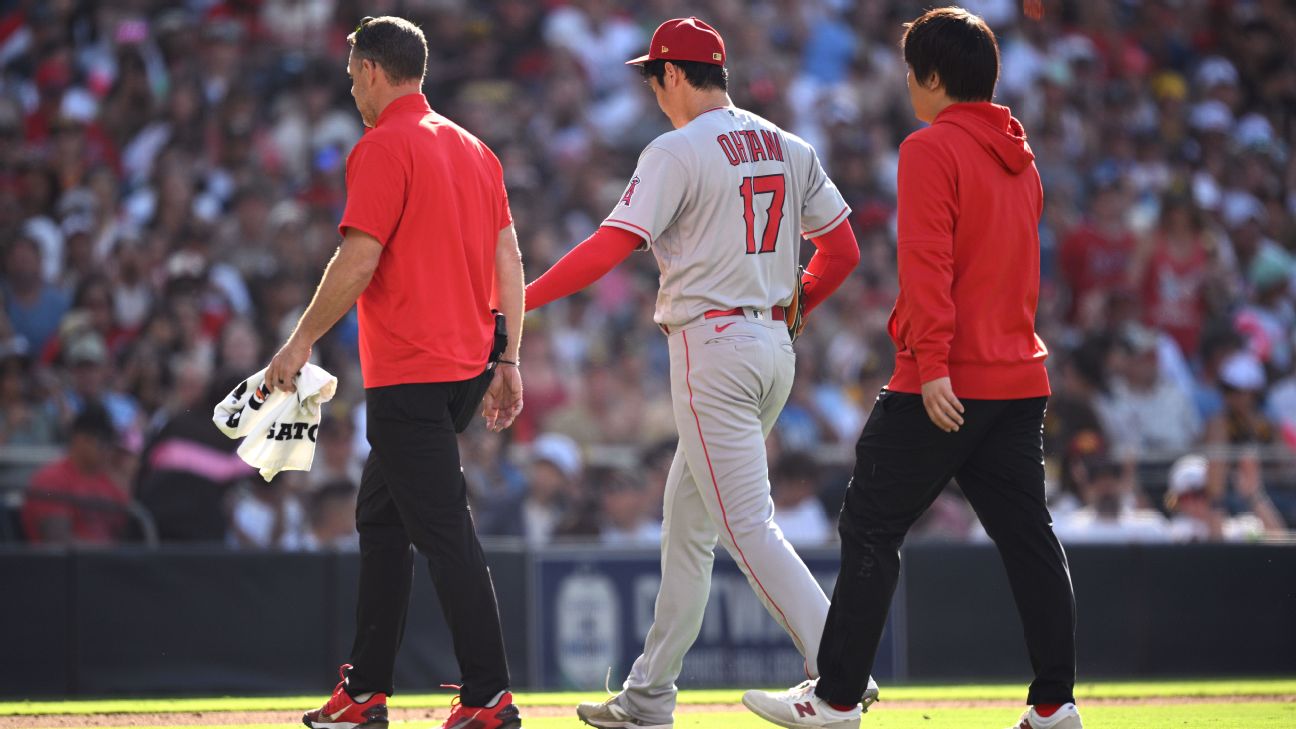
[{"left": 212, "top": 364, "right": 338, "bottom": 482}]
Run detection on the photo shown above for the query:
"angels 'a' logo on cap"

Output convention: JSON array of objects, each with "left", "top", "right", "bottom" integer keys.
[{"left": 621, "top": 176, "right": 641, "bottom": 206}]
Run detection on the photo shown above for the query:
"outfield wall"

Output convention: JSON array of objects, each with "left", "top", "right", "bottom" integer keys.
[{"left": 1, "top": 544, "right": 1292, "bottom": 696}]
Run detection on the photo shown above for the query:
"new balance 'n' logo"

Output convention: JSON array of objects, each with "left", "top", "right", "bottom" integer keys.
[{"left": 794, "top": 701, "right": 816, "bottom": 718}]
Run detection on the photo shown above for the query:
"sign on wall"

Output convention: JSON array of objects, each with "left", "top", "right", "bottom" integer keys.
[{"left": 531, "top": 547, "right": 904, "bottom": 689}]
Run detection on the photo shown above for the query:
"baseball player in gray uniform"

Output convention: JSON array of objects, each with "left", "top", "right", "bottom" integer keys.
[{"left": 524, "top": 17, "right": 874, "bottom": 729}]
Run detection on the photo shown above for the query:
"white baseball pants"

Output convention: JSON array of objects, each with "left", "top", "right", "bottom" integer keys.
[{"left": 620, "top": 312, "right": 829, "bottom": 723}]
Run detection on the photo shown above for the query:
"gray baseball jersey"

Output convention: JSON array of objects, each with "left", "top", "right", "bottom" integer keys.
[
  {"left": 596, "top": 105, "right": 863, "bottom": 724},
  {"left": 603, "top": 106, "right": 850, "bottom": 327}
]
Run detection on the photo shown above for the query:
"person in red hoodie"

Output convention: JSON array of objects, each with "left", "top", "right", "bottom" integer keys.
[{"left": 743, "top": 8, "right": 1080, "bottom": 729}]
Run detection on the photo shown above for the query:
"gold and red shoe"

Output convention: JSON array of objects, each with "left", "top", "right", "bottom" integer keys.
[
  {"left": 440, "top": 685, "right": 522, "bottom": 729},
  {"left": 302, "top": 664, "right": 388, "bottom": 729}
]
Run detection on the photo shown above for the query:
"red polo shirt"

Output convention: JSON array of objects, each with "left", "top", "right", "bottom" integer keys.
[
  {"left": 340, "top": 94, "right": 511, "bottom": 387},
  {"left": 22, "top": 458, "right": 128, "bottom": 544},
  {"left": 886, "top": 103, "right": 1050, "bottom": 399}
]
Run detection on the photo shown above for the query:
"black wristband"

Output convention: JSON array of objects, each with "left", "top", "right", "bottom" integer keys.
[{"left": 497, "top": 359, "right": 519, "bottom": 366}]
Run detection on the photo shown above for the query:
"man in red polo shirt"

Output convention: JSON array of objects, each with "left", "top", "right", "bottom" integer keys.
[
  {"left": 22, "top": 404, "right": 128, "bottom": 545},
  {"left": 744, "top": 8, "right": 1080, "bottom": 729},
  {"left": 264, "top": 16, "right": 524, "bottom": 729}
]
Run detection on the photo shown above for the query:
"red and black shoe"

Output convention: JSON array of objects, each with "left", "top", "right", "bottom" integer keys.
[
  {"left": 440, "top": 685, "right": 522, "bottom": 729},
  {"left": 303, "top": 664, "right": 389, "bottom": 729}
]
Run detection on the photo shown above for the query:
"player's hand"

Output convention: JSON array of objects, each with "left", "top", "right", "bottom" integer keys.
[
  {"left": 266, "top": 337, "right": 312, "bottom": 393},
  {"left": 482, "top": 364, "right": 523, "bottom": 432},
  {"left": 921, "top": 376, "right": 964, "bottom": 433}
]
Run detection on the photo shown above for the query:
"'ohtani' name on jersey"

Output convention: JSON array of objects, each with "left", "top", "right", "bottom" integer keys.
[{"left": 716, "top": 130, "right": 785, "bottom": 166}]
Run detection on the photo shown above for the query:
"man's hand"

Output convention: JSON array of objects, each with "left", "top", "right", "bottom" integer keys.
[
  {"left": 482, "top": 365, "right": 523, "bottom": 432},
  {"left": 921, "top": 376, "right": 964, "bottom": 433},
  {"left": 266, "top": 337, "right": 312, "bottom": 393}
]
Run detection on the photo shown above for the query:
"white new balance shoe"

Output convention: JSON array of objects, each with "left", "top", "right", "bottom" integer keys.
[
  {"left": 742, "top": 677, "right": 879, "bottom": 729},
  {"left": 1009, "top": 703, "right": 1084, "bottom": 729},
  {"left": 576, "top": 693, "right": 672, "bottom": 729}
]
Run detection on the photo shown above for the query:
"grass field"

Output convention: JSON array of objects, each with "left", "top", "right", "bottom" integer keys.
[{"left": 1, "top": 678, "right": 1292, "bottom": 728}]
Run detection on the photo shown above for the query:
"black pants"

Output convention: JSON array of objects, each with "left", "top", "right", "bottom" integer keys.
[
  {"left": 346, "top": 382, "right": 510, "bottom": 707},
  {"left": 816, "top": 392, "right": 1076, "bottom": 707}
]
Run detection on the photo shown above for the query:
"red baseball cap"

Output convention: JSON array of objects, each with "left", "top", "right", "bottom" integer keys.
[{"left": 625, "top": 17, "right": 726, "bottom": 67}]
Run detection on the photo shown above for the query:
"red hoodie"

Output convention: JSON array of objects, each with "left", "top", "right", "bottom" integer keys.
[{"left": 886, "top": 102, "right": 1050, "bottom": 399}]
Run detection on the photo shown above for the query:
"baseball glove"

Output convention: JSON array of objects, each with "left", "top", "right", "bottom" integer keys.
[{"left": 787, "top": 265, "right": 810, "bottom": 343}]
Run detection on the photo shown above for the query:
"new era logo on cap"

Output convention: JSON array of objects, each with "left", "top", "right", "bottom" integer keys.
[{"left": 626, "top": 17, "right": 726, "bottom": 67}]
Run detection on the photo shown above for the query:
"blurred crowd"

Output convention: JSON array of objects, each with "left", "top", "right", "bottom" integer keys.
[{"left": 1, "top": 0, "right": 1293, "bottom": 549}]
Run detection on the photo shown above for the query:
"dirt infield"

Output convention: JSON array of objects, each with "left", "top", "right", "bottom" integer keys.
[{"left": 4, "top": 695, "right": 1290, "bottom": 728}]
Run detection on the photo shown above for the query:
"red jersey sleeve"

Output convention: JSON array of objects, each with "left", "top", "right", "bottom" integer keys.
[
  {"left": 525, "top": 226, "right": 642, "bottom": 310},
  {"left": 338, "top": 141, "right": 407, "bottom": 244},
  {"left": 896, "top": 137, "right": 958, "bottom": 384},
  {"left": 801, "top": 220, "right": 860, "bottom": 314}
]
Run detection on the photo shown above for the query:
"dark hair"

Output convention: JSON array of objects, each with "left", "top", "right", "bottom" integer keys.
[
  {"left": 309, "top": 480, "right": 358, "bottom": 523},
  {"left": 902, "top": 7, "right": 999, "bottom": 102},
  {"left": 1159, "top": 190, "right": 1204, "bottom": 232},
  {"left": 72, "top": 274, "right": 112, "bottom": 309},
  {"left": 347, "top": 16, "right": 427, "bottom": 85},
  {"left": 70, "top": 402, "right": 116, "bottom": 442},
  {"left": 1198, "top": 325, "right": 1243, "bottom": 364},
  {"left": 773, "top": 451, "right": 819, "bottom": 484},
  {"left": 1065, "top": 337, "right": 1110, "bottom": 392},
  {"left": 599, "top": 468, "right": 646, "bottom": 494},
  {"left": 639, "top": 58, "right": 728, "bottom": 92}
]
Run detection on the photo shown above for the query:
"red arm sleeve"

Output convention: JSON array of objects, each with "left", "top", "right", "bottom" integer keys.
[
  {"left": 896, "top": 137, "right": 957, "bottom": 384},
  {"left": 800, "top": 221, "right": 860, "bottom": 314},
  {"left": 525, "top": 226, "right": 643, "bottom": 311}
]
